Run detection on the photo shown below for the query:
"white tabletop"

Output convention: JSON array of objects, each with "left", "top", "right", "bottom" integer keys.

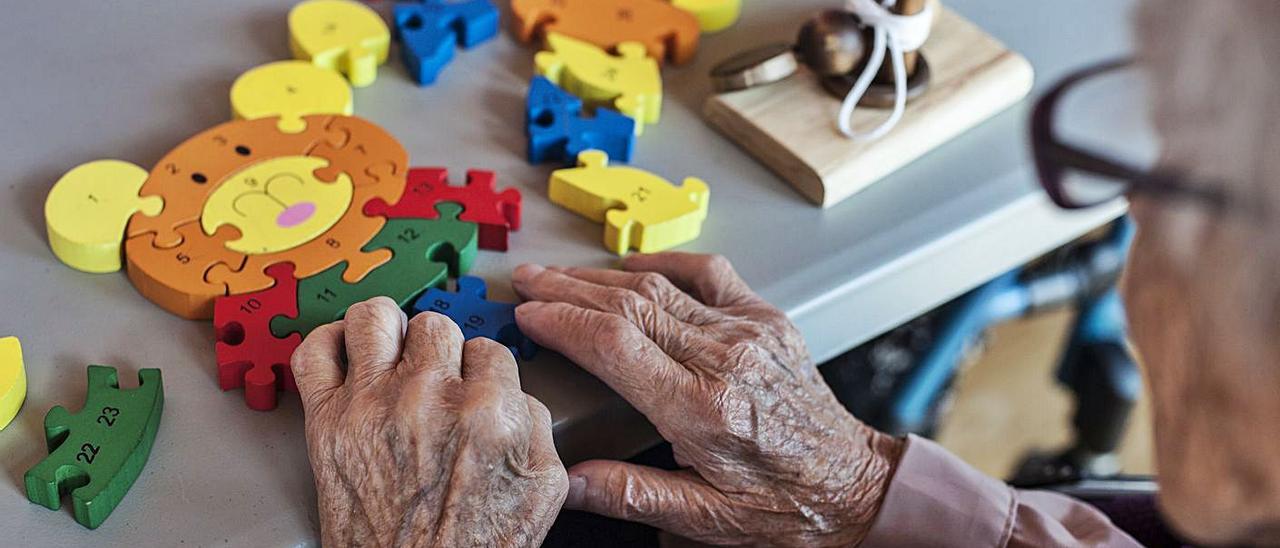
[{"left": 0, "top": 0, "right": 1129, "bottom": 544}]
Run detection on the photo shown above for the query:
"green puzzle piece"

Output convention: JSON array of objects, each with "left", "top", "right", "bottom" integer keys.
[
  {"left": 25, "top": 366, "right": 164, "bottom": 530},
  {"left": 272, "top": 202, "right": 479, "bottom": 338}
]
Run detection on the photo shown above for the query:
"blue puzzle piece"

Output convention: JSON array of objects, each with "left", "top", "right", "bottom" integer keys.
[
  {"left": 413, "top": 276, "right": 538, "bottom": 359},
  {"left": 526, "top": 76, "right": 637, "bottom": 166},
  {"left": 394, "top": 0, "right": 499, "bottom": 86}
]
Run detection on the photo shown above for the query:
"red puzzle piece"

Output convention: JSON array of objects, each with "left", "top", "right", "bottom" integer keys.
[
  {"left": 214, "top": 263, "right": 302, "bottom": 411},
  {"left": 363, "top": 168, "right": 522, "bottom": 251}
]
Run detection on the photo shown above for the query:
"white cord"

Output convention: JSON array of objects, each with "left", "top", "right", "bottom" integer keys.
[{"left": 838, "top": 0, "right": 934, "bottom": 141}]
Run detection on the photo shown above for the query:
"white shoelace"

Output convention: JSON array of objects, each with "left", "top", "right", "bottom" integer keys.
[{"left": 838, "top": 0, "right": 934, "bottom": 141}]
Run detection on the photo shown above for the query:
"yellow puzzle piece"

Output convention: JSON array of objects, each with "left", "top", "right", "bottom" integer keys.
[
  {"left": 289, "top": 0, "right": 390, "bottom": 88},
  {"left": 201, "top": 156, "right": 355, "bottom": 255},
  {"left": 46, "top": 160, "right": 163, "bottom": 273},
  {"left": 550, "top": 150, "right": 709, "bottom": 255},
  {"left": 535, "top": 33, "right": 662, "bottom": 135},
  {"left": 0, "top": 337, "right": 25, "bottom": 431},
  {"left": 671, "top": 0, "right": 741, "bottom": 32},
  {"left": 231, "top": 61, "right": 353, "bottom": 133}
]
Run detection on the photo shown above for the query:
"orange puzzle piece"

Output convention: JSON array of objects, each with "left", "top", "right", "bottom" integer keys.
[
  {"left": 125, "top": 222, "right": 246, "bottom": 319},
  {"left": 511, "top": 0, "right": 700, "bottom": 65}
]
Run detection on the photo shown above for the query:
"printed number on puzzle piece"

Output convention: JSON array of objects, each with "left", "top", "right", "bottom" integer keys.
[
  {"left": 231, "top": 61, "right": 353, "bottom": 134},
  {"left": 550, "top": 150, "right": 709, "bottom": 255},
  {"left": 394, "top": 0, "right": 499, "bottom": 86},
  {"left": 215, "top": 263, "right": 302, "bottom": 412},
  {"left": 272, "top": 203, "right": 478, "bottom": 338},
  {"left": 669, "top": 0, "right": 741, "bottom": 33},
  {"left": 25, "top": 366, "right": 164, "bottom": 530},
  {"left": 363, "top": 168, "right": 521, "bottom": 251},
  {"left": 290, "top": 0, "right": 390, "bottom": 88},
  {"left": 413, "top": 276, "right": 537, "bottom": 359},
  {"left": 512, "top": 0, "right": 700, "bottom": 65},
  {"left": 45, "top": 161, "right": 163, "bottom": 273},
  {"left": 0, "top": 337, "right": 25, "bottom": 431},
  {"left": 536, "top": 33, "right": 661, "bottom": 135},
  {"left": 527, "top": 76, "right": 636, "bottom": 166}
]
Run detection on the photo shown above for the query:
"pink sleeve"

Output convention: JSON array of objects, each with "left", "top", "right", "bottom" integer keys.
[{"left": 860, "top": 435, "right": 1141, "bottom": 547}]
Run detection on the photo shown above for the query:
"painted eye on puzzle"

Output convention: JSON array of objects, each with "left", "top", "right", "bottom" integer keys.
[
  {"left": 235, "top": 145, "right": 252, "bottom": 156},
  {"left": 191, "top": 173, "right": 208, "bottom": 184}
]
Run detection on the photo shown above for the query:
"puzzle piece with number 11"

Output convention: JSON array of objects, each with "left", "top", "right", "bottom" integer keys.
[
  {"left": 413, "top": 276, "right": 537, "bottom": 359},
  {"left": 25, "top": 366, "right": 164, "bottom": 529},
  {"left": 550, "top": 151, "right": 709, "bottom": 255}
]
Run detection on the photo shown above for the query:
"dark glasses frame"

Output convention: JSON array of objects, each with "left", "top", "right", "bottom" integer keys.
[{"left": 1031, "top": 58, "right": 1232, "bottom": 211}]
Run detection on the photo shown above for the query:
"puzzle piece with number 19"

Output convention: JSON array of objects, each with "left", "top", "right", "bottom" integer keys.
[
  {"left": 25, "top": 366, "right": 164, "bottom": 529},
  {"left": 535, "top": 33, "right": 661, "bottom": 135},
  {"left": 413, "top": 276, "right": 537, "bottom": 359},
  {"left": 550, "top": 150, "right": 709, "bottom": 255}
]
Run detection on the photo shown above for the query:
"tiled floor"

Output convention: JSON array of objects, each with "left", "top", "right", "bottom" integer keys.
[{"left": 935, "top": 310, "right": 1155, "bottom": 479}]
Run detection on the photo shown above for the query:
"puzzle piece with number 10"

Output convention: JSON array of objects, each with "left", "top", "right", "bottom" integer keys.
[
  {"left": 25, "top": 366, "right": 164, "bottom": 529},
  {"left": 550, "top": 151, "right": 709, "bottom": 255}
]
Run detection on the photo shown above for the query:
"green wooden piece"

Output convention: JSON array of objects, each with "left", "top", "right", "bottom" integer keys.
[
  {"left": 25, "top": 366, "right": 164, "bottom": 530},
  {"left": 272, "top": 202, "right": 478, "bottom": 338}
]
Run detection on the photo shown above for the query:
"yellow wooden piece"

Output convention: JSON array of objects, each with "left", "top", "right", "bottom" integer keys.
[
  {"left": 671, "top": 0, "right": 741, "bottom": 32},
  {"left": 45, "top": 160, "right": 163, "bottom": 273},
  {"left": 289, "top": 0, "right": 390, "bottom": 88},
  {"left": 201, "top": 156, "right": 354, "bottom": 255},
  {"left": 0, "top": 337, "right": 25, "bottom": 431},
  {"left": 535, "top": 33, "right": 662, "bottom": 136},
  {"left": 231, "top": 61, "right": 353, "bottom": 134},
  {"left": 550, "top": 150, "right": 709, "bottom": 255}
]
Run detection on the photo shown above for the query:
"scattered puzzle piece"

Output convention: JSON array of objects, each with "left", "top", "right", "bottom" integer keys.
[
  {"left": 550, "top": 150, "right": 709, "bottom": 255},
  {"left": 394, "top": 0, "right": 499, "bottom": 85},
  {"left": 511, "top": 0, "right": 700, "bottom": 65},
  {"left": 230, "top": 61, "right": 353, "bottom": 133},
  {"left": 215, "top": 263, "right": 302, "bottom": 412},
  {"left": 526, "top": 76, "right": 636, "bottom": 166},
  {"left": 45, "top": 161, "right": 163, "bottom": 273},
  {"left": 25, "top": 366, "right": 164, "bottom": 530},
  {"left": 272, "top": 203, "right": 478, "bottom": 338},
  {"left": 670, "top": 0, "right": 741, "bottom": 32},
  {"left": 413, "top": 276, "right": 537, "bottom": 359},
  {"left": 0, "top": 337, "right": 25, "bottom": 431},
  {"left": 536, "top": 33, "right": 662, "bottom": 135},
  {"left": 289, "top": 0, "right": 390, "bottom": 88},
  {"left": 125, "top": 221, "right": 245, "bottom": 319},
  {"left": 363, "top": 168, "right": 521, "bottom": 251}
]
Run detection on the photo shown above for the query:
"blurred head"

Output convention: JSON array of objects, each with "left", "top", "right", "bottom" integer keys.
[{"left": 1124, "top": 0, "right": 1280, "bottom": 543}]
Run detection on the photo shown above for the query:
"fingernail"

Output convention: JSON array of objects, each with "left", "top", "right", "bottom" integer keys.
[
  {"left": 565, "top": 474, "right": 586, "bottom": 508},
  {"left": 513, "top": 263, "right": 546, "bottom": 282}
]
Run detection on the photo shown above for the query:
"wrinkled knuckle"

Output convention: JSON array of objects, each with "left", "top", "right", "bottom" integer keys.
[
  {"left": 603, "top": 287, "right": 647, "bottom": 317},
  {"left": 527, "top": 395, "right": 554, "bottom": 424},
  {"left": 704, "top": 254, "right": 733, "bottom": 275},
  {"left": 595, "top": 314, "right": 640, "bottom": 347},
  {"left": 465, "top": 336, "right": 507, "bottom": 358},
  {"left": 344, "top": 297, "right": 397, "bottom": 323},
  {"left": 409, "top": 311, "right": 463, "bottom": 342},
  {"left": 634, "top": 272, "right": 674, "bottom": 299},
  {"left": 610, "top": 470, "right": 658, "bottom": 519}
]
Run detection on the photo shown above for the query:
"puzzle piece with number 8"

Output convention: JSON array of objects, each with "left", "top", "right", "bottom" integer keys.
[{"left": 25, "top": 366, "right": 164, "bottom": 529}]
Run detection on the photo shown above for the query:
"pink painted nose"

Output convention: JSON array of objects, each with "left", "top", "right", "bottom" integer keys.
[{"left": 276, "top": 202, "right": 316, "bottom": 228}]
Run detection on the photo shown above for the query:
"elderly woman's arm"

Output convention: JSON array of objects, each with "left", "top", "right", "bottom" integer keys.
[
  {"left": 512, "top": 252, "right": 1140, "bottom": 547},
  {"left": 292, "top": 298, "right": 567, "bottom": 547}
]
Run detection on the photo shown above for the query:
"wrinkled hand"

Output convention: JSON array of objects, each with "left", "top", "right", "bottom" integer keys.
[
  {"left": 513, "top": 253, "right": 905, "bottom": 546},
  {"left": 292, "top": 297, "right": 568, "bottom": 547}
]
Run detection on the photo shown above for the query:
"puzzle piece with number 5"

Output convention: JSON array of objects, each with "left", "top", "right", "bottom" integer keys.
[
  {"left": 215, "top": 263, "right": 303, "bottom": 411},
  {"left": 550, "top": 150, "right": 709, "bottom": 255},
  {"left": 272, "top": 203, "right": 478, "bottom": 338},
  {"left": 536, "top": 33, "right": 661, "bottom": 135},
  {"left": 25, "top": 366, "right": 164, "bottom": 530},
  {"left": 527, "top": 76, "right": 636, "bottom": 166},
  {"left": 413, "top": 276, "right": 537, "bottom": 359},
  {"left": 394, "top": 0, "right": 499, "bottom": 85},
  {"left": 363, "top": 168, "right": 521, "bottom": 251}
]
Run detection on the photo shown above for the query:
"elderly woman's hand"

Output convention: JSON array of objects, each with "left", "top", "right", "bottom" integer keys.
[
  {"left": 512, "top": 253, "right": 905, "bottom": 546},
  {"left": 291, "top": 297, "right": 568, "bottom": 547}
]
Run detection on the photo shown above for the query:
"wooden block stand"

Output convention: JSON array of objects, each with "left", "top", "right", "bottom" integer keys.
[{"left": 703, "top": 7, "right": 1034, "bottom": 208}]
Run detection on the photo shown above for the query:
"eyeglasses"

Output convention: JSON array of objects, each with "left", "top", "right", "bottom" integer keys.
[{"left": 1031, "top": 59, "right": 1231, "bottom": 212}]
